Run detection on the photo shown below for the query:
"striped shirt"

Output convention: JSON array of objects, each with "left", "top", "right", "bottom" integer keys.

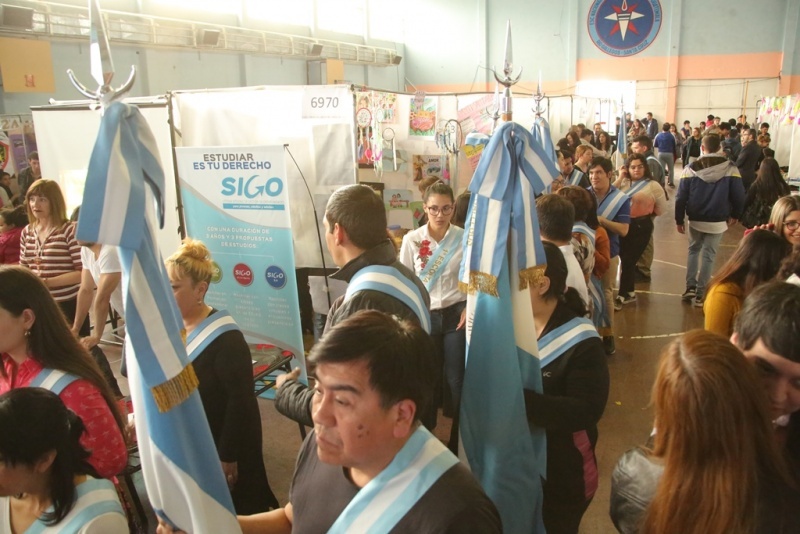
[{"left": 19, "top": 222, "right": 82, "bottom": 301}]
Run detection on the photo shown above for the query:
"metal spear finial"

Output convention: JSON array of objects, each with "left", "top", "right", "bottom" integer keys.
[
  {"left": 67, "top": 0, "right": 135, "bottom": 111},
  {"left": 492, "top": 20, "right": 522, "bottom": 122}
]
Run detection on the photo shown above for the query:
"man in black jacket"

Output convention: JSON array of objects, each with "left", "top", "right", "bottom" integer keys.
[
  {"left": 275, "top": 184, "right": 433, "bottom": 428},
  {"left": 734, "top": 128, "right": 760, "bottom": 191}
]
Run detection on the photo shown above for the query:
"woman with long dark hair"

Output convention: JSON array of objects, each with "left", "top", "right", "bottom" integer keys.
[
  {"left": 400, "top": 181, "right": 466, "bottom": 452},
  {"left": 525, "top": 242, "right": 609, "bottom": 534},
  {"left": 0, "top": 388, "right": 127, "bottom": 532},
  {"left": 741, "top": 158, "right": 791, "bottom": 228},
  {"left": 704, "top": 229, "right": 790, "bottom": 336},
  {"left": 597, "top": 131, "right": 614, "bottom": 156},
  {"left": 0, "top": 266, "right": 127, "bottom": 478},
  {"left": 610, "top": 330, "right": 799, "bottom": 533},
  {"left": 613, "top": 153, "right": 667, "bottom": 308}
]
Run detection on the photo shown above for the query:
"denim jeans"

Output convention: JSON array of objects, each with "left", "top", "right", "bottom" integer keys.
[
  {"left": 657, "top": 152, "right": 675, "bottom": 184},
  {"left": 430, "top": 300, "right": 467, "bottom": 411},
  {"left": 686, "top": 227, "right": 724, "bottom": 298}
]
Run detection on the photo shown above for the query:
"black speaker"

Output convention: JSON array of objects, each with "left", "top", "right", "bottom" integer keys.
[
  {"left": 309, "top": 43, "right": 323, "bottom": 57},
  {"left": 1, "top": 5, "right": 34, "bottom": 30},
  {"left": 391, "top": 55, "right": 402, "bottom": 65}
]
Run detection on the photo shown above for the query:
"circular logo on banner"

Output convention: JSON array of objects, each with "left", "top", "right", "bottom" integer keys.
[
  {"left": 233, "top": 263, "right": 254, "bottom": 286},
  {"left": 588, "top": 0, "right": 662, "bottom": 57},
  {"left": 265, "top": 265, "right": 287, "bottom": 289}
]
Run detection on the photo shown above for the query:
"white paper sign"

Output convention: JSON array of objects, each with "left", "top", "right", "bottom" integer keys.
[{"left": 302, "top": 86, "right": 350, "bottom": 119}]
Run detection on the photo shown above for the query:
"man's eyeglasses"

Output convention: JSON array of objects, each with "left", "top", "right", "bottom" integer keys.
[
  {"left": 784, "top": 220, "right": 800, "bottom": 231},
  {"left": 425, "top": 205, "right": 454, "bottom": 216}
]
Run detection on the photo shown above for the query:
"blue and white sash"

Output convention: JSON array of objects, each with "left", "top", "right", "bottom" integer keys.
[
  {"left": 623, "top": 179, "right": 650, "bottom": 198},
  {"left": 326, "top": 426, "right": 458, "bottom": 533},
  {"left": 185, "top": 310, "right": 239, "bottom": 363},
  {"left": 589, "top": 276, "right": 610, "bottom": 329},
  {"left": 26, "top": 477, "right": 124, "bottom": 534},
  {"left": 537, "top": 317, "right": 600, "bottom": 367},
  {"left": 568, "top": 168, "right": 585, "bottom": 187},
  {"left": 572, "top": 222, "right": 595, "bottom": 245},
  {"left": 29, "top": 368, "right": 80, "bottom": 395},
  {"left": 597, "top": 188, "right": 629, "bottom": 220},
  {"left": 346, "top": 265, "right": 431, "bottom": 333},
  {"left": 418, "top": 226, "right": 464, "bottom": 292}
]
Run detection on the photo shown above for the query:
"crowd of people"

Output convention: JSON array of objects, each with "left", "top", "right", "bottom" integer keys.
[{"left": 1, "top": 111, "right": 799, "bottom": 533}]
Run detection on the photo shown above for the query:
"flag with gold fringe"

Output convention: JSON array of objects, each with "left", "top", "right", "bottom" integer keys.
[
  {"left": 459, "top": 121, "right": 558, "bottom": 534},
  {"left": 77, "top": 102, "right": 241, "bottom": 533}
]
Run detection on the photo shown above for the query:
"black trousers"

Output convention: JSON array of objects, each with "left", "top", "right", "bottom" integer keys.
[{"left": 619, "top": 217, "right": 654, "bottom": 295}]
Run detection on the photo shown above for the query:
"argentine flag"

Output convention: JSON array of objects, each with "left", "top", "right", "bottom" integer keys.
[
  {"left": 77, "top": 102, "right": 241, "bottom": 533},
  {"left": 459, "top": 121, "right": 558, "bottom": 534}
]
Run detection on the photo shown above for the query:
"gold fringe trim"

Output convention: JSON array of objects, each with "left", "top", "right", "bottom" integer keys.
[
  {"left": 458, "top": 271, "right": 499, "bottom": 297},
  {"left": 151, "top": 364, "right": 199, "bottom": 413},
  {"left": 518, "top": 264, "right": 546, "bottom": 290}
]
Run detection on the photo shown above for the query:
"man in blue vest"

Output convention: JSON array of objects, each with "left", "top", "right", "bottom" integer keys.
[{"left": 275, "top": 184, "right": 434, "bottom": 427}]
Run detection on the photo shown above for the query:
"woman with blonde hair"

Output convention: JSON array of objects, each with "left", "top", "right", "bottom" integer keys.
[
  {"left": 768, "top": 194, "right": 800, "bottom": 246},
  {"left": 166, "top": 239, "right": 279, "bottom": 514},
  {"left": 610, "top": 330, "right": 799, "bottom": 534},
  {"left": 19, "top": 179, "right": 87, "bottom": 335}
]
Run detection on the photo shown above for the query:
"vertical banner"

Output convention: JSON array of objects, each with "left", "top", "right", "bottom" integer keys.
[{"left": 175, "top": 146, "right": 305, "bottom": 378}]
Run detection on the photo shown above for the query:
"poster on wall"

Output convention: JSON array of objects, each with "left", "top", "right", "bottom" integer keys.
[
  {"left": 457, "top": 94, "right": 495, "bottom": 136},
  {"left": 175, "top": 145, "right": 306, "bottom": 378},
  {"left": 409, "top": 97, "right": 438, "bottom": 138},
  {"left": 412, "top": 155, "right": 444, "bottom": 182}
]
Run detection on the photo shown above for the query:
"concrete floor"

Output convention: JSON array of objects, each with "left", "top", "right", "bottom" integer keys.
[{"left": 107, "top": 172, "right": 745, "bottom": 533}]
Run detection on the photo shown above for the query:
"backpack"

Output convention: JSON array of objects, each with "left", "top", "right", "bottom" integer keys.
[{"left": 740, "top": 197, "right": 773, "bottom": 228}]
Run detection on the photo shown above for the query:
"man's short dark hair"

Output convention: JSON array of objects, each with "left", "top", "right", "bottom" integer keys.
[
  {"left": 580, "top": 128, "right": 593, "bottom": 139},
  {"left": 762, "top": 148, "right": 775, "bottom": 159},
  {"left": 27, "top": 151, "right": 38, "bottom": 161},
  {"left": 746, "top": 128, "right": 757, "bottom": 138},
  {"left": 734, "top": 282, "right": 800, "bottom": 364},
  {"left": 707, "top": 114, "right": 715, "bottom": 121},
  {"left": 558, "top": 148, "right": 574, "bottom": 161},
  {"left": 760, "top": 122, "right": 770, "bottom": 130},
  {"left": 589, "top": 156, "right": 613, "bottom": 174},
  {"left": 662, "top": 123, "right": 670, "bottom": 132},
  {"left": 718, "top": 122, "right": 731, "bottom": 132},
  {"left": 308, "top": 310, "right": 435, "bottom": 420},
  {"left": 683, "top": 120, "right": 690, "bottom": 125},
  {"left": 647, "top": 112, "right": 653, "bottom": 117},
  {"left": 702, "top": 134, "right": 721, "bottom": 153},
  {"left": 633, "top": 135, "right": 653, "bottom": 151},
  {"left": 728, "top": 118, "right": 737, "bottom": 126},
  {"left": 536, "top": 194, "right": 575, "bottom": 243},
  {"left": 325, "top": 184, "right": 388, "bottom": 250}
]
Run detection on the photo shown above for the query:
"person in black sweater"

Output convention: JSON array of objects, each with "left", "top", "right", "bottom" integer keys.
[
  {"left": 524, "top": 242, "right": 610, "bottom": 534},
  {"left": 166, "top": 239, "right": 279, "bottom": 514}
]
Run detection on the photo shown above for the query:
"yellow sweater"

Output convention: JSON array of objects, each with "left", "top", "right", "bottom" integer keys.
[{"left": 703, "top": 282, "right": 743, "bottom": 337}]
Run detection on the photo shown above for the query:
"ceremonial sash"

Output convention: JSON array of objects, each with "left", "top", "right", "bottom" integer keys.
[
  {"left": 418, "top": 226, "right": 464, "bottom": 292},
  {"left": 25, "top": 477, "right": 124, "bottom": 534},
  {"left": 589, "top": 276, "right": 610, "bottom": 329},
  {"left": 346, "top": 265, "right": 431, "bottom": 333},
  {"left": 572, "top": 222, "right": 595, "bottom": 245},
  {"left": 537, "top": 317, "right": 600, "bottom": 367},
  {"left": 597, "top": 188, "right": 628, "bottom": 220},
  {"left": 568, "top": 168, "right": 585, "bottom": 186},
  {"left": 29, "top": 368, "right": 80, "bottom": 395},
  {"left": 185, "top": 310, "right": 239, "bottom": 363},
  {"left": 623, "top": 179, "right": 650, "bottom": 197},
  {"left": 326, "top": 426, "right": 458, "bottom": 534}
]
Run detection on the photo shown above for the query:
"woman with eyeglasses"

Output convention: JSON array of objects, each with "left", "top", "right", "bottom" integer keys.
[
  {"left": 399, "top": 181, "right": 465, "bottom": 453},
  {"left": 769, "top": 195, "right": 800, "bottom": 247}
]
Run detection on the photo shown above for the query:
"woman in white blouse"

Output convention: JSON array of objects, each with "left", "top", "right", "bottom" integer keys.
[{"left": 400, "top": 181, "right": 466, "bottom": 452}]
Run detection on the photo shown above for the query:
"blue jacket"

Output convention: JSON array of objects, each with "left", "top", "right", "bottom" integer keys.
[
  {"left": 675, "top": 155, "right": 745, "bottom": 225},
  {"left": 653, "top": 132, "right": 675, "bottom": 155}
]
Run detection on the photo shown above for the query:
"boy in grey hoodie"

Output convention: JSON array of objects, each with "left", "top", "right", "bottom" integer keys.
[{"left": 675, "top": 134, "right": 745, "bottom": 306}]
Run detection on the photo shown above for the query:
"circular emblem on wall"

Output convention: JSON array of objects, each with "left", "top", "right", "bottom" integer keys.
[
  {"left": 588, "top": 0, "right": 662, "bottom": 57},
  {"left": 233, "top": 263, "right": 254, "bottom": 287}
]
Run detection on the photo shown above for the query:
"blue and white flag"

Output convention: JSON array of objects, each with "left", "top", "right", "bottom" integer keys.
[
  {"left": 77, "top": 102, "right": 241, "bottom": 533},
  {"left": 459, "top": 121, "right": 558, "bottom": 534},
  {"left": 531, "top": 115, "right": 557, "bottom": 168}
]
